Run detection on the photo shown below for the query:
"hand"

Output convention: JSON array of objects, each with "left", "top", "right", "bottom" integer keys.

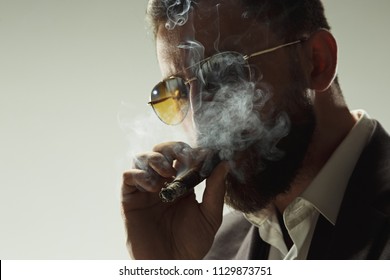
[{"left": 121, "top": 142, "right": 228, "bottom": 259}]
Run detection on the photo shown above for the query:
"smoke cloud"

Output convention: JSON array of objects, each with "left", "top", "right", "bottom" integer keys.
[{"left": 194, "top": 62, "right": 290, "bottom": 163}]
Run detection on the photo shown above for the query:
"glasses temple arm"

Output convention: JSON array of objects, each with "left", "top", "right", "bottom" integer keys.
[{"left": 243, "top": 39, "right": 304, "bottom": 60}]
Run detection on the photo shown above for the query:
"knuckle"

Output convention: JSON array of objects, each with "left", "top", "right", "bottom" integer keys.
[
  {"left": 122, "top": 171, "right": 132, "bottom": 181},
  {"left": 132, "top": 153, "right": 151, "bottom": 170}
]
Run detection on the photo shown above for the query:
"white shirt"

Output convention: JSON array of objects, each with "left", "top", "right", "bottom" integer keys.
[{"left": 244, "top": 110, "right": 375, "bottom": 259}]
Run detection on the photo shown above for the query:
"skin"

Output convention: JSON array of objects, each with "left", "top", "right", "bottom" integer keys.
[{"left": 122, "top": 1, "right": 357, "bottom": 259}]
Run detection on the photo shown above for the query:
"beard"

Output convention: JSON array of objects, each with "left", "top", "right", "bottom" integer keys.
[
  {"left": 226, "top": 82, "right": 316, "bottom": 213},
  {"left": 224, "top": 117, "right": 315, "bottom": 213},
  {"left": 193, "top": 70, "right": 316, "bottom": 213}
]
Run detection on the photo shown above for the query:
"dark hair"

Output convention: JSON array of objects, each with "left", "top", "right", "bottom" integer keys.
[{"left": 146, "top": 0, "right": 331, "bottom": 40}]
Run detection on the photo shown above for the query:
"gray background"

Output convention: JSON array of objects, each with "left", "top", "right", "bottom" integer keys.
[{"left": 0, "top": 0, "right": 389, "bottom": 259}]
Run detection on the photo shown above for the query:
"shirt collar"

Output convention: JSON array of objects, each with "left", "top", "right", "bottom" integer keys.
[
  {"left": 300, "top": 110, "right": 375, "bottom": 225},
  {"left": 244, "top": 110, "right": 375, "bottom": 227}
]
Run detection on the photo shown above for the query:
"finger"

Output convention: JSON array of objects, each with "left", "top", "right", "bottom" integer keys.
[
  {"left": 153, "top": 142, "right": 196, "bottom": 168},
  {"left": 121, "top": 170, "right": 160, "bottom": 211},
  {"left": 133, "top": 152, "right": 175, "bottom": 180},
  {"left": 123, "top": 169, "right": 164, "bottom": 193}
]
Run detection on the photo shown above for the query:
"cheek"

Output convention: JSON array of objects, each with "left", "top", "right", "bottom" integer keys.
[
  {"left": 253, "top": 62, "right": 303, "bottom": 116},
  {"left": 260, "top": 64, "right": 291, "bottom": 94}
]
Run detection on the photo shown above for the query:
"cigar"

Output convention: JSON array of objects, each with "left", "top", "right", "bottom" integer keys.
[{"left": 159, "top": 151, "right": 221, "bottom": 203}]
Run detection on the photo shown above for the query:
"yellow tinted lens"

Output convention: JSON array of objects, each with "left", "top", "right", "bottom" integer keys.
[{"left": 150, "top": 77, "right": 190, "bottom": 125}]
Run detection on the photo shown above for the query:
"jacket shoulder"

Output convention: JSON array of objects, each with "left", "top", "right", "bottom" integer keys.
[{"left": 332, "top": 120, "right": 390, "bottom": 259}]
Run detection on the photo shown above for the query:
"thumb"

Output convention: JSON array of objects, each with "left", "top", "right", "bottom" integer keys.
[{"left": 200, "top": 161, "right": 229, "bottom": 226}]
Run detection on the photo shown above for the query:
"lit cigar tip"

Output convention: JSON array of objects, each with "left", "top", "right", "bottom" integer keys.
[
  {"left": 159, "top": 181, "right": 187, "bottom": 203},
  {"left": 159, "top": 150, "right": 221, "bottom": 203},
  {"left": 159, "top": 187, "right": 176, "bottom": 203}
]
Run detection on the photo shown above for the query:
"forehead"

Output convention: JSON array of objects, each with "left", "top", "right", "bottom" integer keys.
[{"left": 156, "top": 0, "right": 278, "bottom": 73}]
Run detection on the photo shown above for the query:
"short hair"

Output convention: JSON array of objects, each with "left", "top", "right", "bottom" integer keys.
[{"left": 146, "top": 0, "right": 331, "bottom": 40}]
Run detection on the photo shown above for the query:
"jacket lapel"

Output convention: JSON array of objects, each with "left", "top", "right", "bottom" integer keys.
[{"left": 308, "top": 121, "right": 390, "bottom": 259}]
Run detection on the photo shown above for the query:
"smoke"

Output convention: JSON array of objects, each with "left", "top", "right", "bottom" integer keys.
[
  {"left": 162, "top": 0, "right": 195, "bottom": 30},
  {"left": 117, "top": 101, "right": 191, "bottom": 159},
  {"left": 194, "top": 58, "right": 290, "bottom": 161},
  {"left": 177, "top": 40, "right": 205, "bottom": 70}
]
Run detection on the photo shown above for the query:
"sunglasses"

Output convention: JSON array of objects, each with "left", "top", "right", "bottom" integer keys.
[{"left": 149, "top": 39, "right": 305, "bottom": 125}]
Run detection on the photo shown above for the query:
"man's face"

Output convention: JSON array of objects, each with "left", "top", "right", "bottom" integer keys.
[{"left": 155, "top": 1, "right": 316, "bottom": 212}]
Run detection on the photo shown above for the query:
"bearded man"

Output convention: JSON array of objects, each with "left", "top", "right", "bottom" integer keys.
[{"left": 121, "top": 0, "right": 390, "bottom": 259}]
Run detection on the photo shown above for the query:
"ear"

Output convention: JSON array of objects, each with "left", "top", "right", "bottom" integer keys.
[{"left": 305, "top": 29, "right": 338, "bottom": 92}]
